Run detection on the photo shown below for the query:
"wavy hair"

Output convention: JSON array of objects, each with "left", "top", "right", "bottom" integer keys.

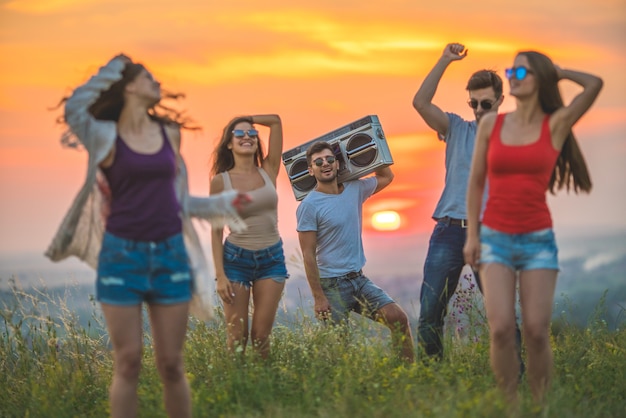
[
  {"left": 211, "top": 116, "right": 264, "bottom": 175},
  {"left": 58, "top": 61, "right": 198, "bottom": 148},
  {"left": 520, "top": 50, "right": 592, "bottom": 194}
]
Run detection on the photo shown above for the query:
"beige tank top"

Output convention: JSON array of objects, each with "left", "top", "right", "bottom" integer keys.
[{"left": 222, "top": 167, "right": 280, "bottom": 250}]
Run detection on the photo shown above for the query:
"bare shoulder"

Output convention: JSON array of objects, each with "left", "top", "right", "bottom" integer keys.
[{"left": 210, "top": 172, "right": 225, "bottom": 194}]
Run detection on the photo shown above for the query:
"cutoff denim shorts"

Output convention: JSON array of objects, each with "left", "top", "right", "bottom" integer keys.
[
  {"left": 223, "top": 239, "right": 289, "bottom": 288},
  {"left": 96, "top": 232, "right": 193, "bottom": 306},
  {"left": 479, "top": 225, "right": 559, "bottom": 271},
  {"left": 320, "top": 271, "right": 394, "bottom": 324}
]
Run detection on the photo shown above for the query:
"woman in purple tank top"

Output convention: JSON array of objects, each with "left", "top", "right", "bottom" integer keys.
[
  {"left": 51, "top": 54, "right": 249, "bottom": 418},
  {"left": 210, "top": 114, "right": 289, "bottom": 359},
  {"left": 464, "top": 51, "right": 602, "bottom": 408}
]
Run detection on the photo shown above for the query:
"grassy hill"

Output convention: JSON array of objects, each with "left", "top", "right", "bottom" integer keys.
[{"left": 1, "top": 280, "right": 625, "bottom": 418}]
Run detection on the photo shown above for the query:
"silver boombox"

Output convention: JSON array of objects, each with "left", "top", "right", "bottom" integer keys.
[{"left": 282, "top": 115, "right": 394, "bottom": 201}]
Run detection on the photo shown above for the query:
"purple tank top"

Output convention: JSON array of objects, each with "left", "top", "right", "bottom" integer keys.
[{"left": 102, "top": 124, "right": 182, "bottom": 241}]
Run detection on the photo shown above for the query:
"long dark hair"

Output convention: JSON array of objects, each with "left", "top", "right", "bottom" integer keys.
[
  {"left": 58, "top": 61, "right": 197, "bottom": 147},
  {"left": 520, "top": 51, "right": 592, "bottom": 194},
  {"left": 211, "top": 116, "right": 265, "bottom": 175}
]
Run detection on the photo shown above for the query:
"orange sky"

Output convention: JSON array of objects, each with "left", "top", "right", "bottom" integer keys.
[{"left": 1, "top": 1, "right": 625, "bottom": 270}]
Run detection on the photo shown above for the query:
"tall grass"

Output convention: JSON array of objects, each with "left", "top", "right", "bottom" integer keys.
[{"left": 1, "top": 277, "right": 624, "bottom": 418}]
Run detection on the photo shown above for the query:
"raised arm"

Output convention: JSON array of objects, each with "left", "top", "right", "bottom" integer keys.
[
  {"left": 412, "top": 43, "right": 467, "bottom": 137},
  {"left": 550, "top": 67, "right": 604, "bottom": 149},
  {"left": 253, "top": 114, "right": 283, "bottom": 181},
  {"left": 373, "top": 165, "right": 394, "bottom": 194},
  {"left": 463, "top": 112, "right": 494, "bottom": 269},
  {"left": 64, "top": 55, "right": 128, "bottom": 154}
]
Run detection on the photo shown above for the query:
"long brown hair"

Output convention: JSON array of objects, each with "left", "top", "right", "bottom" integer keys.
[
  {"left": 59, "top": 61, "right": 197, "bottom": 147},
  {"left": 520, "top": 51, "right": 592, "bottom": 194},
  {"left": 211, "top": 116, "right": 264, "bottom": 175}
]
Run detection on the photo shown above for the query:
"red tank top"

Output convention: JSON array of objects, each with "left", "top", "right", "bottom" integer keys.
[{"left": 482, "top": 113, "right": 560, "bottom": 234}]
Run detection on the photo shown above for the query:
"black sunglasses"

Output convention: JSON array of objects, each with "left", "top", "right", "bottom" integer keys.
[
  {"left": 312, "top": 156, "right": 336, "bottom": 167},
  {"left": 468, "top": 99, "right": 497, "bottom": 110},
  {"left": 505, "top": 66, "right": 533, "bottom": 81},
  {"left": 232, "top": 129, "right": 259, "bottom": 139}
]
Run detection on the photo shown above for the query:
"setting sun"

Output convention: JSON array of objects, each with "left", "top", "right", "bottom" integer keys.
[{"left": 371, "top": 211, "right": 401, "bottom": 231}]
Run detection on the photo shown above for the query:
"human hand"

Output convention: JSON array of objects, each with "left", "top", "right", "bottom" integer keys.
[
  {"left": 314, "top": 298, "right": 332, "bottom": 322},
  {"left": 443, "top": 43, "right": 468, "bottom": 62},
  {"left": 216, "top": 276, "right": 236, "bottom": 305},
  {"left": 114, "top": 53, "right": 132, "bottom": 64},
  {"left": 463, "top": 235, "right": 481, "bottom": 270},
  {"left": 232, "top": 192, "right": 252, "bottom": 214}
]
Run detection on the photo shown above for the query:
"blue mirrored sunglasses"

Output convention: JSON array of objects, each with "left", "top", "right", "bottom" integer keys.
[
  {"left": 505, "top": 66, "right": 533, "bottom": 81},
  {"left": 232, "top": 129, "right": 259, "bottom": 138}
]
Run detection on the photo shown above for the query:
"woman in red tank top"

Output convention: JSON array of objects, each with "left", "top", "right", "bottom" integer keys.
[{"left": 464, "top": 51, "right": 602, "bottom": 406}]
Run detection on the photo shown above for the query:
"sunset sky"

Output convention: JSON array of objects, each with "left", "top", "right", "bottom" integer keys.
[{"left": 1, "top": 0, "right": 625, "bottom": 275}]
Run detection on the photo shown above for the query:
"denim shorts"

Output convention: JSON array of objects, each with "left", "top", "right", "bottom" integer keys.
[
  {"left": 96, "top": 232, "right": 193, "bottom": 306},
  {"left": 223, "top": 239, "right": 289, "bottom": 288},
  {"left": 480, "top": 225, "right": 559, "bottom": 271},
  {"left": 320, "top": 271, "right": 394, "bottom": 324}
]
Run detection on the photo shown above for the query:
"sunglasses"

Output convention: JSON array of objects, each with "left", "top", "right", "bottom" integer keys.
[
  {"left": 505, "top": 66, "right": 533, "bottom": 81},
  {"left": 232, "top": 129, "right": 259, "bottom": 139},
  {"left": 467, "top": 99, "right": 496, "bottom": 110},
  {"left": 312, "top": 156, "right": 336, "bottom": 167}
]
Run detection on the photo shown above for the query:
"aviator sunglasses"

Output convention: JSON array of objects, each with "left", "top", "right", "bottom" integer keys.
[
  {"left": 467, "top": 99, "right": 496, "bottom": 110},
  {"left": 312, "top": 156, "right": 336, "bottom": 167},
  {"left": 232, "top": 129, "right": 259, "bottom": 139},
  {"left": 505, "top": 66, "right": 533, "bottom": 81}
]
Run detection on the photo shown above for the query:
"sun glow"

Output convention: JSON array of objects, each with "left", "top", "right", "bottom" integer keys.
[{"left": 371, "top": 211, "right": 401, "bottom": 231}]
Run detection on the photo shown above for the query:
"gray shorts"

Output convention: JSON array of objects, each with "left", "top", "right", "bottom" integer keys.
[{"left": 320, "top": 270, "right": 394, "bottom": 324}]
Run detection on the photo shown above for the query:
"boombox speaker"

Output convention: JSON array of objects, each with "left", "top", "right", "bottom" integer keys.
[{"left": 282, "top": 115, "right": 394, "bottom": 201}]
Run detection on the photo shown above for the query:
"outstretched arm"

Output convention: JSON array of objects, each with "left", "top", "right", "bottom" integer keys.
[
  {"left": 412, "top": 43, "right": 467, "bottom": 137},
  {"left": 550, "top": 67, "right": 603, "bottom": 149},
  {"left": 253, "top": 114, "right": 283, "bottom": 181}
]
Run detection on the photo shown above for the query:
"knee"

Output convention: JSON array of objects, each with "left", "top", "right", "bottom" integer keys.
[
  {"left": 114, "top": 347, "right": 142, "bottom": 381},
  {"left": 490, "top": 322, "right": 517, "bottom": 347},
  {"left": 381, "top": 306, "right": 410, "bottom": 331},
  {"left": 523, "top": 322, "right": 550, "bottom": 349},
  {"left": 156, "top": 354, "right": 185, "bottom": 383},
  {"left": 250, "top": 328, "right": 270, "bottom": 346}
]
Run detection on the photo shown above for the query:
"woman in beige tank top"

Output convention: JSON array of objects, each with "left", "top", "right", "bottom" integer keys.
[{"left": 210, "top": 114, "right": 289, "bottom": 359}]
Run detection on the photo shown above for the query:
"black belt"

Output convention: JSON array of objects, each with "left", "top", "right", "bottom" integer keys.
[
  {"left": 344, "top": 270, "right": 363, "bottom": 280},
  {"left": 437, "top": 217, "right": 468, "bottom": 228},
  {"left": 322, "top": 270, "right": 363, "bottom": 281}
]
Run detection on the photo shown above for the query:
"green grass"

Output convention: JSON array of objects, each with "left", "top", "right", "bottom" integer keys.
[{"left": 1, "top": 281, "right": 625, "bottom": 418}]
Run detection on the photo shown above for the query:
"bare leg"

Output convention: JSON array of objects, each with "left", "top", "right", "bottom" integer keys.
[
  {"left": 223, "top": 283, "right": 251, "bottom": 354},
  {"left": 377, "top": 303, "right": 415, "bottom": 363},
  {"left": 100, "top": 304, "right": 143, "bottom": 418},
  {"left": 149, "top": 302, "right": 191, "bottom": 418},
  {"left": 519, "top": 269, "right": 558, "bottom": 404},
  {"left": 250, "top": 278, "right": 285, "bottom": 359},
  {"left": 480, "top": 263, "right": 519, "bottom": 402}
]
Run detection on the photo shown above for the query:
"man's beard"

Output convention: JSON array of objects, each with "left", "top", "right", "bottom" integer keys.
[{"left": 316, "top": 172, "right": 338, "bottom": 184}]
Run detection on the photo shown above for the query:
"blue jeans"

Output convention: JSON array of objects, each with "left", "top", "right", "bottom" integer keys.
[
  {"left": 480, "top": 225, "right": 559, "bottom": 271},
  {"left": 223, "top": 239, "right": 289, "bottom": 288},
  {"left": 418, "top": 220, "right": 524, "bottom": 368},
  {"left": 320, "top": 271, "right": 394, "bottom": 324},
  {"left": 96, "top": 232, "right": 193, "bottom": 306}
]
